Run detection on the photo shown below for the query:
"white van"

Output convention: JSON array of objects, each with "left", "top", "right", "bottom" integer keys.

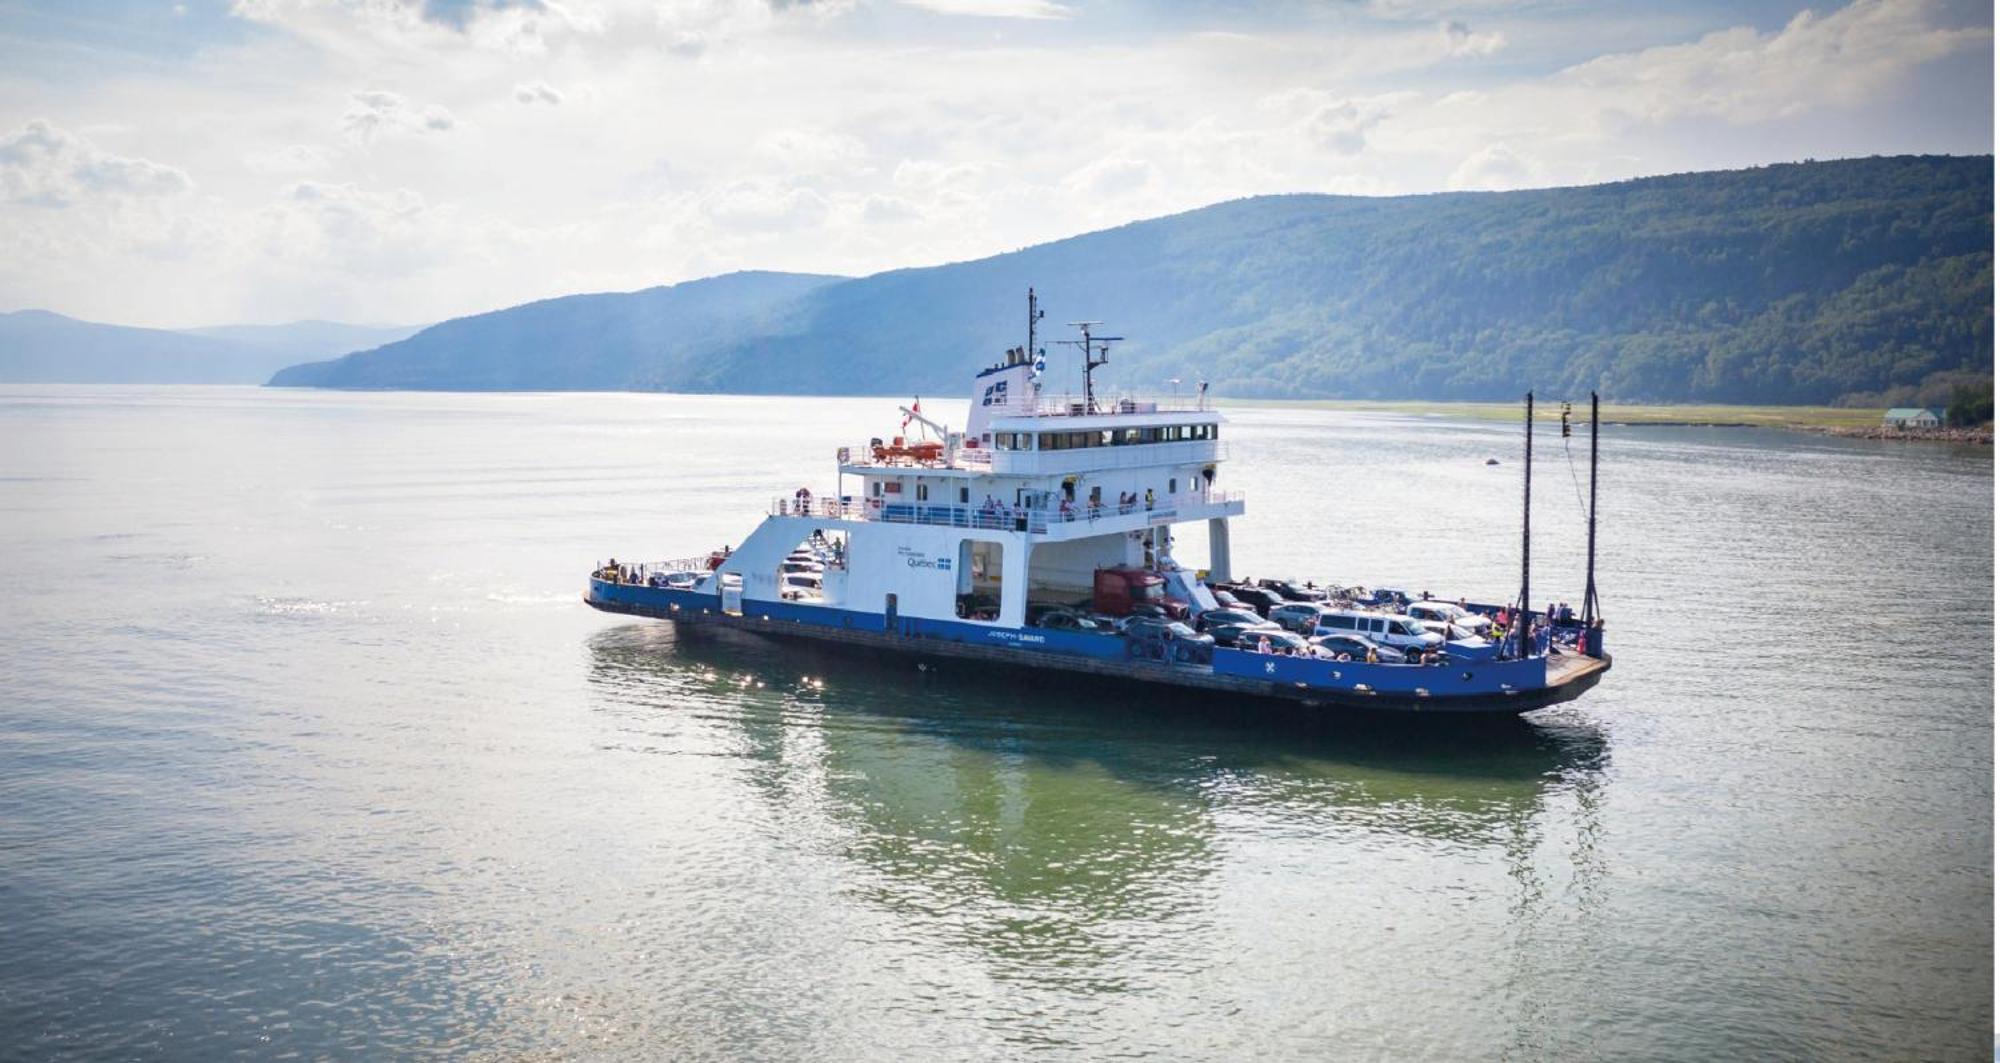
[{"left": 1311, "top": 610, "right": 1445, "bottom": 652}]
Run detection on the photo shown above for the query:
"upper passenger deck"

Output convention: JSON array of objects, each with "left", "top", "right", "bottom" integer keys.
[
  {"left": 836, "top": 293, "right": 1229, "bottom": 480},
  {"left": 838, "top": 394, "right": 1228, "bottom": 478}
]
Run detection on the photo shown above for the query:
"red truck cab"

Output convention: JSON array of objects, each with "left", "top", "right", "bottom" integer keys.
[{"left": 1093, "top": 567, "right": 1189, "bottom": 620}]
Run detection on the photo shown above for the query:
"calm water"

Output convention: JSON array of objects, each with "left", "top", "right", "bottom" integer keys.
[{"left": 0, "top": 386, "right": 1989, "bottom": 1060}]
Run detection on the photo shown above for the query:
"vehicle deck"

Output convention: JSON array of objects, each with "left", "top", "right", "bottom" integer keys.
[{"left": 586, "top": 586, "right": 1610, "bottom": 716}]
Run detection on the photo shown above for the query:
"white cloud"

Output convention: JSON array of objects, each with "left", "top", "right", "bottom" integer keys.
[
  {"left": 1306, "top": 99, "right": 1393, "bottom": 155},
  {"left": 1551, "top": 0, "right": 1988, "bottom": 126},
  {"left": 1061, "top": 156, "right": 1158, "bottom": 198},
  {"left": 861, "top": 194, "right": 921, "bottom": 224},
  {"left": 759, "top": 128, "right": 870, "bottom": 173},
  {"left": 0, "top": 0, "right": 1985, "bottom": 326},
  {"left": 0, "top": 120, "right": 194, "bottom": 207},
  {"left": 700, "top": 178, "right": 832, "bottom": 232},
  {"left": 513, "top": 80, "right": 564, "bottom": 105},
  {"left": 1440, "top": 20, "right": 1504, "bottom": 58},
  {"left": 1447, "top": 143, "right": 1532, "bottom": 190},
  {"left": 897, "top": 0, "right": 1073, "bottom": 18},
  {"left": 244, "top": 143, "right": 339, "bottom": 174},
  {"left": 340, "top": 90, "right": 457, "bottom": 143}
]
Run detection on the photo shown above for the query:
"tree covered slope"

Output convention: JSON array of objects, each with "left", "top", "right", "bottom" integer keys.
[{"left": 270, "top": 155, "right": 1993, "bottom": 404}]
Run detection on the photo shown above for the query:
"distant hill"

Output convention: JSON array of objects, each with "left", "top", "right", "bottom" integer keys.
[
  {"left": 269, "top": 271, "right": 848, "bottom": 390},
  {"left": 272, "top": 155, "right": 1993, "bottom": 405},
  {"left": 0, "top": 311, "right": 423, "bottom": 384},
  {"left": 179, "top": 320, "right": 422, "bottom": 365}
]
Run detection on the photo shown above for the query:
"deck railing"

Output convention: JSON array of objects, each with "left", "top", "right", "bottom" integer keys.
[
  {"left": 770, "top": 489, "right": 1244, "bottom": 533},
  {"left": 836, "top": 438, "right": 1228, "bottom": 472},
  {"left": 594, "top": 554, "right": 716, "bottom": 586}
]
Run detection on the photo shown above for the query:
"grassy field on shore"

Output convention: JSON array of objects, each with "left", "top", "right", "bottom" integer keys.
[{"left": 1221, "top": 399, "right": 1885, "bottom": 429}]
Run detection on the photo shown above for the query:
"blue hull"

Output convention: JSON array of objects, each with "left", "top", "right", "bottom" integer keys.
[{"left": 585, "top": 579, "right": 1609, "bottom": 715}]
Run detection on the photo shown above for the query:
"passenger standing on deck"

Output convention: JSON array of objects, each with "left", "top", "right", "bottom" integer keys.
[{"left": 1144, "top": 488, "right": 1156, "bottom": 511}]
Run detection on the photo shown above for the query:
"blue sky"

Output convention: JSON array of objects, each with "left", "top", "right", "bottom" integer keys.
[{"left": 0, "top": 0, "right": 1990, "bottom": 327}]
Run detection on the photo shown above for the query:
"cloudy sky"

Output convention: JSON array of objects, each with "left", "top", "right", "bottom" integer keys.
[{"left": 0, "top": 0, "right": 1991, "bottom": 328}]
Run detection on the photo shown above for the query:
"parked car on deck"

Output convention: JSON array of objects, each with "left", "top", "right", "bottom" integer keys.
[
  {"left": 1207, "top": 620, "right": 1285, "bottom": 648},
  {"left": 1416, "top": 619, "right": 1487, "bottom": 643},
  {"left": 1124, "top": 619, "right": 1215, "bottom": 664},
  {"left": 1258, "top": 579, "right": 1329, "bottom": 602},
  {"left": 1268, "top": 602, "right": 1335, "bottom": 634},
  {"left": 1309, "top": 634, "right": 1407, "bottom": 663},
  {"left": 1237, "top": 629, "right": 1325, "bottom": 656},
  {"left": 1038, "top": 611, "right": 1108, "bottom": 633},
  {"left": 1195, "top": 608, "right": 1265, "bottom": 632},
  {"left": 1408, "top": 601, "right": 1494, "bottom": 636},
  {"left": 1215, "top": 584, "right": 1285, "bottom": 616}
]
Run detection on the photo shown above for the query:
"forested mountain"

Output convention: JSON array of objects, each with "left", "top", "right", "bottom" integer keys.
[{"left": 271, "top": 155, "right": 1992, "bottom": 405}]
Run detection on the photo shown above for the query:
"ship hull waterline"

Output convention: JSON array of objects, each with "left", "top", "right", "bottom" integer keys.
[{"left": 586, "top": 581, "right": 1609, "bottom": 717}]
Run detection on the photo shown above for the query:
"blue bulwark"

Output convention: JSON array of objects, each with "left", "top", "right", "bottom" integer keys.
[{"left": 1210, "top": 648, "right": 1544, "bottom": 696}]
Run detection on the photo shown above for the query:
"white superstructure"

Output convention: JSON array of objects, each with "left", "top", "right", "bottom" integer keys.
[{"left": 709, "top": 294, "right": 1246, "bottom": 629}]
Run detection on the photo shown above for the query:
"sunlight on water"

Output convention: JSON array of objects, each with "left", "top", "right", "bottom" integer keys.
[{"left": 0, "top": 385, "right": 1989, "bottom": 1059}]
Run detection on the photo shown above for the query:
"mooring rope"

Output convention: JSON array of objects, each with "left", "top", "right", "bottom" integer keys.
[{"left": 1563, "top": 426, "right": 1589, "bottom": 523}]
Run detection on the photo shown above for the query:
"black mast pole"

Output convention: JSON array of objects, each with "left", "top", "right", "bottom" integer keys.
[
  {"left": 1027, "top": 287, "right": 1038, "bottom": 368},
  {"left": 1583, "top": 390, "right": 1600, "bottom": 628},
  {"left": 1515, "top": 392, "right": 1533, "bottom": 658}
]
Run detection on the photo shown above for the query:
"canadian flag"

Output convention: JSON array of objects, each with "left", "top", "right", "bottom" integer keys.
[{"left": 902, "top": 397, "right": 920, "bottom": 431}]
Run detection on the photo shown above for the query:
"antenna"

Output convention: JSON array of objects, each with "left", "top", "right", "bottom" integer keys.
[
  {"left": 1055, "top": 321, "right": 1122, "bottom": 413},
  {"left": 1027, "top": 287, "right": 1042, "bottom": 372}
]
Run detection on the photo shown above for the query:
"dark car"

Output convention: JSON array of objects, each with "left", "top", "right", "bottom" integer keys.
[
  {"left": 1258, "top": 578, "right": 1329, "bottom": 602},
  {"left": 1210, "top": 588, "right": 1243, "bottom": 608},
  {"left": 1219, "top": 584, "right": 1286, "bottom": 616},
  {"left": 1028, "top": 602, "right": 1082, "bottom": 626},
  {"left": 1267, "top": 601, "right": 1334, "bottom": 634},
  {"left": 1207, "top": 620, "right": 1284, "bottom": 648},
  {"left": 1310, "top": 634, "right": 1407, "bottom": 663},
  {"left": 1195, "top": 607, "right": 1265, "bottom": 632},
  {"left": 1039, "top": 611, "right": 1107, "bottom": 633},
  {"left": 1124, "top": 619, "right": 1216, "bottom": 664}
]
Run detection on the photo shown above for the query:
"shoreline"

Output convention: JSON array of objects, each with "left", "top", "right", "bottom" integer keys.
[
  {"left": 1794, "top": 423, "right": 1993, "bottom": 444},
  {"left": 1222, "top": 398, "right": 1992, "bottom": 442}
]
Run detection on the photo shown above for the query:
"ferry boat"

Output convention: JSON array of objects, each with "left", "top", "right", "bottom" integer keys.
[{"left": 586, "top": 292, "right": 1611, "bottom": 715}]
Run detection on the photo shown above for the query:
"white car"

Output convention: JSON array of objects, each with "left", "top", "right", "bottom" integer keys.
[
  {"left": 1416, "top": 619, "right": 1490, "bottom": 645},
  {"left": 1407, "top": 601, "right": 1495, "bottom": 636}
]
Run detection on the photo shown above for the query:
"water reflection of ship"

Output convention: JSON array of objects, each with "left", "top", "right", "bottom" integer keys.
[{"left": 585, "top": 622, "right": 1610, "bottom": 986}]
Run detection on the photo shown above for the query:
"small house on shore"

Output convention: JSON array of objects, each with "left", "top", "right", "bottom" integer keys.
[{"left": 1884, "top": 407, "right": 1946, "bottom": 429}]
